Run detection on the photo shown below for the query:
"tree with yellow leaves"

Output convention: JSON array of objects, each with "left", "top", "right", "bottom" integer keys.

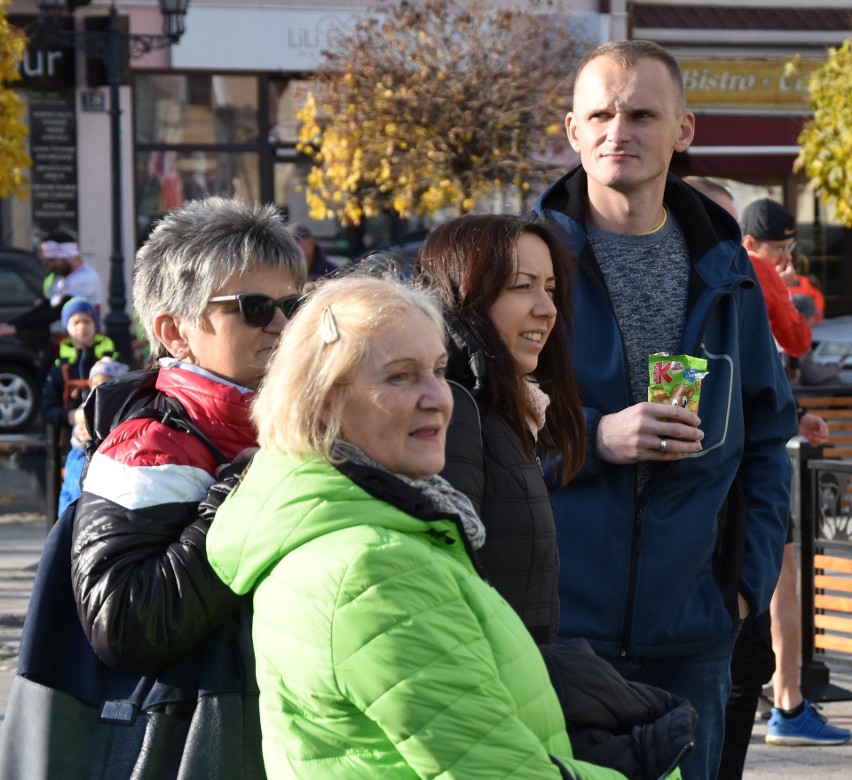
[
  {"left": 0, "top": 1, "right": 29, "bottom": 199},
  {"left": 298, "top": 0, "right": 591, "bottom": 225},
  {"left": 795, "top": 41, "right": 852, "bottom": 227}
]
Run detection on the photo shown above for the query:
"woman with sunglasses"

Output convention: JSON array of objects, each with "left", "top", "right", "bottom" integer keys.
[{"left": 68, "top": 197, "right": 307, "bottom": 777}]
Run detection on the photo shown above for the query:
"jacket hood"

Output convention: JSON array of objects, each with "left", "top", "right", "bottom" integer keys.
[
  {"left": 445, "top": 316, "right": 487, "bottom": 396},
  {"left": 534, "top": 165, "right": 752, "bottom": 292},
  {"left": 208, "top": 448, "right": 464, "bottom": 595}
]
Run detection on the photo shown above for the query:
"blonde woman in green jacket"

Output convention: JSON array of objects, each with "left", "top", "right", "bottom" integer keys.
[{"left": 206, "top": 274, "right": 628, "bottom": 780}]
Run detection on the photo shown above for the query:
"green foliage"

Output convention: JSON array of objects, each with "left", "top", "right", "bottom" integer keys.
[
  {"left": 795, "top": 42, "right": 852, "bottom": 227},
  {"left": 299, "top": 0, "right": 591, "bottom": 225}
]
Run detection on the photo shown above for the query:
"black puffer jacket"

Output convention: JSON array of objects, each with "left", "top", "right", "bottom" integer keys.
[
  {"left": 541, "top": 639, "right": 697, "bottom": 780},
  {"left": 441, "top": 317, "right": 560, "bottom": 645},
  {"left": 68, "top": 365, "right": 265, "bottom": 779}
]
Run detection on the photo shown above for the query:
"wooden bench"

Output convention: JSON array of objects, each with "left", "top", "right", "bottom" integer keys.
[
  {"left": 813, "top": 554, "right": 852, "bottom": 658},
  {"left": 797, "top": 389, "right": 852, "bottom": 459},
  {"left": 799, "top": 459, "right": 852, "bottom": 699}
]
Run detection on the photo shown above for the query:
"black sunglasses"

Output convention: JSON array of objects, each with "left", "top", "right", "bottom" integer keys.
[{"left": 207, "top": 293, "right": 304, "bottom": 327}]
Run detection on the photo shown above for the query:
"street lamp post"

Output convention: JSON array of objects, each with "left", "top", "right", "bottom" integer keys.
[{"left": 35, "top": 0, "right": 190, "bottom": 364}]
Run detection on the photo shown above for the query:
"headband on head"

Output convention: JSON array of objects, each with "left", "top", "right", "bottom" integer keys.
[{"left": 41, "top": 240, "right": 80, "bottom": 260}]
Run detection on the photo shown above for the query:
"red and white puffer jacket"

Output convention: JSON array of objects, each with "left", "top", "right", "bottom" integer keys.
[{"left": 71, "top": 363, "right": 257, "bottom": 674}]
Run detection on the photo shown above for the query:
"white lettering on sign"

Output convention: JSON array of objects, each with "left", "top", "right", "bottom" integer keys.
[
  {"left": 288, "top": 28, "right": 319, "bottom": 49},
  {"left": 21, "top": 49, "right": 65, "bottom": 79},
  {"left": 679, "top": 58, "right": 817, "bottom": 106},
  {"left": 779, "top": 70, "right": 808, "bottom": 93},
  {"left": 682, "top": 69, "right": 756, "bottom": 92}
]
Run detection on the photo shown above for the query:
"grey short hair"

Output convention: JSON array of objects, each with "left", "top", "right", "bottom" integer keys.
[
  {"left": 133, "top": 197, "right": 308, "bottom": 359},
  {"left": 253, "top": 272, "right": 444, "bottom": 461}
]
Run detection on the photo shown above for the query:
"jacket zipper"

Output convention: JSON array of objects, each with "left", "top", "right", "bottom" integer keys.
[
  {"left": 616, "top": 290, "right": 728, "bottom": 657},
  {"left": 657, "top": 738, "right": 696, "bottom": 780},
  {"left": 619, "top": 502, "right": 643, "bottom": 656}
]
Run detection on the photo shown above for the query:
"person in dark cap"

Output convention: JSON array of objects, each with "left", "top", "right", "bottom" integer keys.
[
  {"left": 289, "top": 222, "right": 341, "bottom": 281},
  {"left": 742, "top": 196, "right": 826, "bottom": 317},
  {"left": 741, "top": 197, "right": 796, "bottom": 245},
  {"left": 740, "top": 199, "right": 811, "bottom": 359}
]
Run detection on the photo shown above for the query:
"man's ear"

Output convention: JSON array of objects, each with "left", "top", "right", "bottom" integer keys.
[
  {"left": 674, "top": 111, "right": 696, "bottom": 153},
  {"left": 565, "top": 112, "right": 581, "bottom": 153},
  {"left": 153, "top": 312, "right": 191, "bottom": 360},
  {"left": 742, "top": 235, "right": 758, "bottom": 253}
]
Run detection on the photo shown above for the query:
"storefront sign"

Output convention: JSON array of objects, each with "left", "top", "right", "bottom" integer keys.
[
  {"left": 10, "top": 15, "right": 76, "bottom": 91},
  {"left": 174, "top": 7, "right": 605, "bottom": 71},
  {"left": 29, "top": 92, "right": 79, "bottom": 236},
  {"left": 679, "top": 58, "right": 819, "bottom": 109}
]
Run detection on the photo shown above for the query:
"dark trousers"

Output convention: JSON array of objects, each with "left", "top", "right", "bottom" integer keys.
[
  {"left": 602, "top": 629, "right": 740, "bottom": 780},
  {"left": 717, "top": 610, "right": 775, "bottom": 780}
]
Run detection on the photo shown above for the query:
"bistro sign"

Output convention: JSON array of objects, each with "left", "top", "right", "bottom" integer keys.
[{"left": 679, "top": 58, "right": 820, "bottom": 109}]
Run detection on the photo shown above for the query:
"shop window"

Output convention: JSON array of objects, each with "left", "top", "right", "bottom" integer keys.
[
  {"left": 135, "top": 150, "right": 259, "bottom": 241},
  {"left": 269, "top": 79, "right": 315, "bottom": 145},
  {"left": 135, "top": 74, "right": 258, "bottom": 145},
  {"left": 133, "top": 71, "right": 261, "bottom": 247}
]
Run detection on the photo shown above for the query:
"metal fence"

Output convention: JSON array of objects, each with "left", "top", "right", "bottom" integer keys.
[{"left": 800, "top": 456, "right": 852, "bottom": 701}]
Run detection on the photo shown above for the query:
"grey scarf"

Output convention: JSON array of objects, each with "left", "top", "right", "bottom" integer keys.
[{"left": 335, "top": 441, "right": 486, "bottom": 550}]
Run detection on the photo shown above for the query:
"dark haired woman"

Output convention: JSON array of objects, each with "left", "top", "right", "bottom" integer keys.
[
  {"left": 418, "top": 213, "right": 584, "bottom": 645},
  {"left": 418, "top": 214, "right": 697, "bottom": 778}
]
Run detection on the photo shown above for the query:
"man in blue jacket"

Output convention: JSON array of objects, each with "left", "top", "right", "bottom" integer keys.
[{"left": 534, "top": 40, "right": 797, "bottom": 779}]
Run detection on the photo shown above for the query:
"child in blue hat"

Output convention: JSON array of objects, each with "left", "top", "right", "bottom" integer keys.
[{"left": 41, "top": 296, "right": 117, "bottom": 431}]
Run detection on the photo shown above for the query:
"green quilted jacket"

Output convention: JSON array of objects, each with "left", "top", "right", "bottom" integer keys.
[{"left": 207, "top": 449, "right": 627, "bottom": 780}]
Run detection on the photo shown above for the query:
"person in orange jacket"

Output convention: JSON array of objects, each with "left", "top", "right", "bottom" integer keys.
[{"left": 740, "top": 198, "right": 812, "bottom": 360}]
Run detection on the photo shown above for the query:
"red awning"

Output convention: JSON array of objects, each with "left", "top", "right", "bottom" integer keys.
[{"left": 679, "top": 113, "right": 808, "bottom": 177}]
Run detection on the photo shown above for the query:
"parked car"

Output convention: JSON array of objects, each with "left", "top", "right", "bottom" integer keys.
[
  {"left": 808, "top": 316, "right": 852, "bottom": 385},
  {"left": 0, "top": 247, "right": 47, "bottom": 433}
]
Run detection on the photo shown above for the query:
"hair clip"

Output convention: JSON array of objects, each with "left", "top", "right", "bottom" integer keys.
[{"left": 321, "top": 306, "right": 340, "bottom": 344}]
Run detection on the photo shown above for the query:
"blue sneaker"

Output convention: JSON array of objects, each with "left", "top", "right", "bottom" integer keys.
[{"left": 766, "top": 700, "right": 852, "bottom": 746}]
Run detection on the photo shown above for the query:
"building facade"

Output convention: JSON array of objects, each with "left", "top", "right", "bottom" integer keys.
[
  {"left": 626, "top": 0, "right": 852, "bottom": 315},
  {"left": 3, "top": 0, "right": 851, "bottom": 317}
]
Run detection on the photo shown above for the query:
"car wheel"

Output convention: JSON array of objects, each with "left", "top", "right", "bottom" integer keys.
[{"left": 0, "top": 366, "right": 38, "bottom": 433}]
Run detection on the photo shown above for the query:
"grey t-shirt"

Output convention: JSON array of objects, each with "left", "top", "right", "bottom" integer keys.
[{"left": 588, "top": 211, "right": 691, "bottom": 404}]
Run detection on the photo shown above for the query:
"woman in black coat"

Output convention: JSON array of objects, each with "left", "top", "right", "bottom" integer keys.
[
  {"left": 418, "top": 219, "right": 699, "bottom": 777},
  {"left": 418, "top": 214, "right": 584, "bottom": 645}
]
